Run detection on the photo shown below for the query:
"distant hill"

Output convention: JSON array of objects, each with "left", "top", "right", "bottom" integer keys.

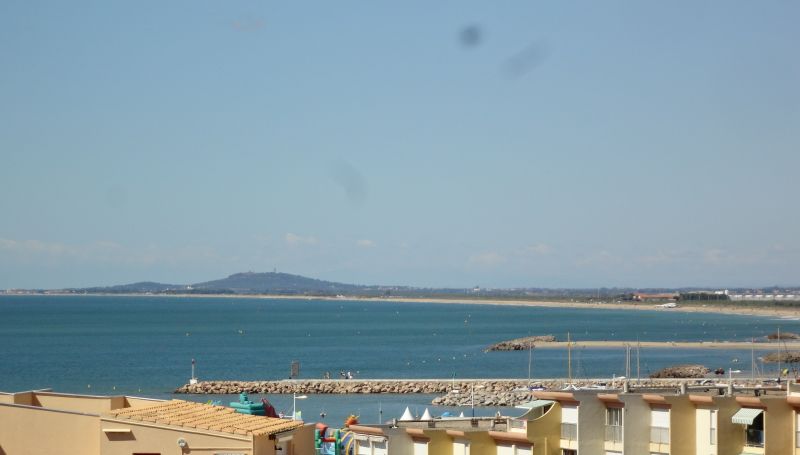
[
  {"left": 69, "top": 272, "right": 370, "bottom": 295},
  {"left": 191, "top": 272, "right": 365, "bottom": 294}
]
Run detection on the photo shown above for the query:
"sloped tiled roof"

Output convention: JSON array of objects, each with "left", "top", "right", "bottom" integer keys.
[{"left": 105, "top": 399, "right": 304, "bottom": 436}]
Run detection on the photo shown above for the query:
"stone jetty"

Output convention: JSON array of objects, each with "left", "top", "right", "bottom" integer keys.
[
  {"left": 176, "top": 379, "right": 533, "bottom": 397},
  {"left": 174, "top": 378, "right": 730, "bottom": 407}
]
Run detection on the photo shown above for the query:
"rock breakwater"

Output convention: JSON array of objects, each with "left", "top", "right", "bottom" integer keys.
[{"left": 175, "top": 379, "right": 532, "bottom": 396}]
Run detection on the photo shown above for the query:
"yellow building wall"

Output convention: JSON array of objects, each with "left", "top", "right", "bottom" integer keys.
[
  {"left": 99, "top": 419, "right": 254, "bottom": 455},
  {"left": 713, "top": 398, "right": 745, "bottom": 455},
  {"left": 33, "top": 393, "right": 125, "bottom": 414},
  {"left": 525, "top": 404, "right": 560, "bottom": 455},
  {"left": 122, "top": 396, "right": 164, "bottom": 409},
  {"left": 0, "top": 404, "right": 100, "bottom": 455},
  {"left": 463, "top": 433, "right": 495, "bottom": 455},
  {"left": 426, "top": 430, "right": 454, "bottom": 455},
  {"left": 668, "top": 397, "right": 696, "bottom": 455},
  {"left": 764, "top": 399, "right": 792, "bottom": 455},
  {"left": 288, "top": 424, "right": 316, "bottom": 455}
]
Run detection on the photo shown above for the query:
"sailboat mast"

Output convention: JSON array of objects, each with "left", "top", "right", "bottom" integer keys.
[
  {"left": 527, "top": 341, "right": 533, "bottom": 386},
  {"left": 567, "top": 332, "right": 572, "bottom": 383},
  {"left": 778, "top": 327, "right": 782, "bottom": 380},
  {"left": 636, "top": 338, "right": 641, "bottom": 383},
  {"left": 751, "top": 338, "right": 755, "bottom": 382}
]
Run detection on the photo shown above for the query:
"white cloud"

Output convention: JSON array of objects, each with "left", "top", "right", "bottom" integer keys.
[
  {"left": 356, "top": 239, "right": 375, "bottom": 248},
  {"left": 522, "top": 243, "right": 552, "bottom": 255},
  {"left": 285, "top": 233, "right": 318, "bottom": 246},
  {"left": 575, "top": 250, "right": 620, "bottom": 267},
  {"left": 468, "top": 251, "right": 506, "bottom": 267}
]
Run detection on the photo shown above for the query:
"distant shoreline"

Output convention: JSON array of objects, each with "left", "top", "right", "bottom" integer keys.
[{"left": 7, "top": 292, "right": 800, "bottom": 320}]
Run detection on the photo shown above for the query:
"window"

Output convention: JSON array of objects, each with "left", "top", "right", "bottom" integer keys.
[
  {"left": 561, "top": 405, "right": 578, "bottom": 441},
  {"left": 413, "top": 440, "right": 429, "bottom": 455},
  {"left": 605, "top": 407, "right": 623, "bottom": 443},
  {"left": 796, "top": 411, "right": 800, "bottom": 448},
  {"left": 650, "top": 408, "right": 669, "bottom": 444},
  {"left": 709, "top": 410, "right": 717, "bottom": 445},
  {"left": 745, "top": 413, "right": 764, "bottom": 448},
  {"left": 453, "top": 439, "right": 470, "bottom": 455},
  {"left": 561, "top": 450, "right": 577, "bottom": 455}
]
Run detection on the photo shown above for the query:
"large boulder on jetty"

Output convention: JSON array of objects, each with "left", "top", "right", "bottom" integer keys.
[
  {"left": 763, "top": 351, "right": 800, "bottom": 363},
  {"left": 766, "top": 332, "right": 800, "bottom": 340},
  {"left": 649, "top": 364, "right": 709, "bottom": 379},
  {"left": 485, "top": 335, "right": 556, "bottom": 351}
]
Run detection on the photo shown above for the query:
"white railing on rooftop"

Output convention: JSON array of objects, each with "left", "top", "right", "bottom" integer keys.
[
  {"left": 650, "top": 427, "right": 669, "bottom": 444},
  {"left": 561, "top": 423, "right": 577, "bottom": 441},
  {"left": 605, "top": 425, "right": 622, "bottom": 443}
]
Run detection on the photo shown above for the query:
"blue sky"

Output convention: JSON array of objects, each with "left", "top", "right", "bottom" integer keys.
[{"left": 1, "top": 1, "right": 798, "bottom": 289}]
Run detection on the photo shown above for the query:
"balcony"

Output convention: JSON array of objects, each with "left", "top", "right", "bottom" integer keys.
[
  {"left": 561, "top": 423, "right": 577, "bottom": 441},
  {"left": 605, "top": 425, "right": 622, "bottom": 443},
  {"left": 745, "top": 428, "right": 764, "bottom": 448},
  {"left": 650, "top": 426, "right": 669, "bottom": 444}
]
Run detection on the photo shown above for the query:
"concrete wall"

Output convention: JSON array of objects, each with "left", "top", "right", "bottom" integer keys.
[
  {"left": 0, "top": 403, "right": 100, "bottom": 455},
  {"left": 619, "top": 396, "right": 649, "bottom": 455},
  {"left": 574, "top": 393, "right": 605, "bottom": 455},
  {"left": 99, "top": 418, "right": 254, "bottom": 455}
]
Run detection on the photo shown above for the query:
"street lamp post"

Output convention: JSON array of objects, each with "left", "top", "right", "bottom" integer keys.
[{"left": 292, "top": 393, "right": 307, "bottom": 421}]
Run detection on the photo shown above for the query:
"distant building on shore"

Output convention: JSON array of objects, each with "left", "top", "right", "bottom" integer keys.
[{"left": 630, "top": 292, "right": 679, "bottom": 302}]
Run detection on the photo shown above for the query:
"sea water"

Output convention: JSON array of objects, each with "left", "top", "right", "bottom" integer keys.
[{"left": 1, "top": 295, "right": 796, "bottom": 424}]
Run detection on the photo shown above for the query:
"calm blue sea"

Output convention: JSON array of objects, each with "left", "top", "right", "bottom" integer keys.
[{"left": 1, "top": 295, "right": 796, "bottom": 424}]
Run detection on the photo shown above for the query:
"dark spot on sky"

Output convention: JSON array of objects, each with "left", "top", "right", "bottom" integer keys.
[
  {"left": 502, "top": 41, "right": 549, "bottom": 78},
  {"left": 329, "top": 160, "right": 367, "bottom": 206},
  {"left": 459, "top": 25, "right": 482, "bottom": 48}
]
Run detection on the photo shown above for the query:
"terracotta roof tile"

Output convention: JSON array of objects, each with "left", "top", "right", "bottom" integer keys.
[{"left": 106, "top": 400, "right": 304, "bottom": 436}]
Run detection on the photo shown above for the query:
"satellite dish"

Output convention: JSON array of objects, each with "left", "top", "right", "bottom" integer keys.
[{"left": 177, "top": 438, "right": 188, "bottom": 448}]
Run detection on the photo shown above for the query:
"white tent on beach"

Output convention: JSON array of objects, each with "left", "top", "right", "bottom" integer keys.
[{"left": 399, "top": 406, "right": 413, "bottom": 421}]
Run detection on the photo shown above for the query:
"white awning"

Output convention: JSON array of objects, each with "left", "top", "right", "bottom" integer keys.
[
  {"left": 731, "top": 408, "right": 762, "bottom": 425},
  {"left": 515, "top": 399, "right": 555, "bottom": 410}
]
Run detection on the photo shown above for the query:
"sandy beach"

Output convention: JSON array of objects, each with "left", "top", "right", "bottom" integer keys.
[
  {"left": 38, "top": 292, "right": 800, "bottom": 320},
  {"left": 531, "top": 340, "right": 800, "bottom": 349}
]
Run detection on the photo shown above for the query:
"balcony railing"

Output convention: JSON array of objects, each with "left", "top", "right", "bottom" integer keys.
[
  {"left": 710, "top": 428, "right": 716, "bottom": 445},
  {"left": 605, "top": 425, "right": 622, "bottom": 443},
  {"left": 509, "top": 419, "right": 526, "bottom": 430},
  {"left": 561, "top": 423, "right": 577, "bottom": 441},
  {"left": 745, "top": 428, "right": 764, "bottom": 447},
  {"left": 650, "top": 426, "right": 669, "bottom": 444}
]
